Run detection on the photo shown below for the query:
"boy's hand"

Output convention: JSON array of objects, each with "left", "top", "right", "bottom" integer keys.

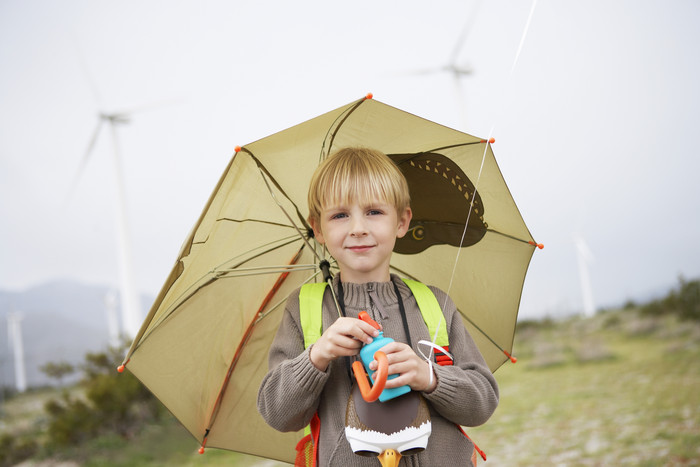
[
  {"left": 309, "top": 317, "right": 380, "bottom": 371},
  {"left": 368, "top": 342, "right": 437, "bottom": 393}
]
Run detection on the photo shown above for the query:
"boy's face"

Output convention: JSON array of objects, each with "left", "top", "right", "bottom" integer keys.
[{"left": 310, "top": 199, "right": 412, "bottom": 283}]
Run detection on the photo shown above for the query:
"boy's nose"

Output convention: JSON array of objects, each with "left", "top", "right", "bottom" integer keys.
[{"left": 349, "top": 218, "right": 368, "bottom": 237}]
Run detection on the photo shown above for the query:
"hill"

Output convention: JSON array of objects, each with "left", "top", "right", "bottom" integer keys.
[{"left": 0, "top": 281, "right": 153, "bottom": 389}]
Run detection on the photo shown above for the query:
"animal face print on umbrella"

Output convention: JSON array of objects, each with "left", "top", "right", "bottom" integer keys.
[{"left": 390, "top": 152, "right": 487, "bottom": 254}]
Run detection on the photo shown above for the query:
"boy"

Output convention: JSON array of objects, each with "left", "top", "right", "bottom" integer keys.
[{"left": 257, "top": 147, "right": 498, "bottom": 466}]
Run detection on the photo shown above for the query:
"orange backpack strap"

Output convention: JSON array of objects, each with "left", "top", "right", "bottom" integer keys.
[
  {"left": 294, "top": 413, "right": 320, "bottom": 467},
  {"left": 457, "top": 425, "right": 486, "bottom": 464}
]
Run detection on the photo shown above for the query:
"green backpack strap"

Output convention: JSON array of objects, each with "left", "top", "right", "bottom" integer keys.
[
  {"left": 401, "top": 279, "right": 449, "bottom": 348},
  {"left": 299, "top": 279, "right": 449, "bottom": 348},
  {"left": 299, "top": 282, "right": 328, "bottom": 349},
  {"left": 298, "top": 283, "right": 328, "bottom": 447}
]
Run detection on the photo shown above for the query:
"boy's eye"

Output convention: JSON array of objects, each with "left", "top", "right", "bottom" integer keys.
[
  {"left": 330, "top": 212, "right": 347, "bottom": 220},
  {"left": 367, "top": 209, "right": 383, "bottom": 216}
]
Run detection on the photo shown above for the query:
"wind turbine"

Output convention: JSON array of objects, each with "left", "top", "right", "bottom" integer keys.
[
  {"left": 402, "top": 1, "right": 482, "bottom": 130},
  {"left": 68, "top": 107, "right": 143, "bottom": 339},
  {"left": 66, "top": 41, "right": 150, "bottom": 340},
  {"left": 67, "top": 41, "right": 181, "bottom": 338},
  {"left": 7, "top": 312, "right": 27, "bottom": 393},
  {"left": 574, "top": 235, "right": 596, "bottom": 317}
]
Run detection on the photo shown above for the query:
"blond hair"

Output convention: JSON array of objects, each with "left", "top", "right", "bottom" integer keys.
[{"left": 307, "top": 147, "right": 410, "bottom": 224}]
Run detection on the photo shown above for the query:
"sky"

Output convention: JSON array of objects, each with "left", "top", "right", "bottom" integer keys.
[{"left": 1, "top": 0, "right": 699, "bottom": 320}]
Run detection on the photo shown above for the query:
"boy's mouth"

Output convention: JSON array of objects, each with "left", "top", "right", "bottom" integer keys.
[{"left": 347, "top": 245, "right": 374, "bottom": 253}]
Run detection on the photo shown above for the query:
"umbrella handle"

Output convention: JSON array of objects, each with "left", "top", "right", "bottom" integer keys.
[{"left": 352, "top": 351, "right": 388, "bottom": 402}]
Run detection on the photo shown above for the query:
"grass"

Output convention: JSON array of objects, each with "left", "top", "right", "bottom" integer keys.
[
  {"left": 3, "top": 308, "right": 699, "bottom": 466},
  {"left": 468, "top": 309, "right": 700, "bottom": 466}
]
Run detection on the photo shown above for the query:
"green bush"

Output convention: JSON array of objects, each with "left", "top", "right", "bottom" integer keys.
[
  {"left": 44, "top": 345, "right": 162, "bottom": 448},
  {"left": 0, "top": 432, "right": 38, "bottom": 467},
  {"left": 45, "top": 393, "right": 98, "bottom": 447},
  {"left": 675, "top": 277, "right": 700, "bottom": 320},
  {"left": 642, "top": 277, "right": 700, "bottom": 321}
]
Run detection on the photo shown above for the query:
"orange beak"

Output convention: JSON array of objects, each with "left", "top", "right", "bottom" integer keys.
[{"left": 378, "top": 448, "right": 402, "bottom": 467}]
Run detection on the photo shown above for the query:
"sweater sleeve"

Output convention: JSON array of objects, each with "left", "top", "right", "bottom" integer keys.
[
  {"left": 257, "top": 290, "right": 330, "bottom": 432},
  {"left": 422, "top": 287, "right": 499, "bottom": 427}
]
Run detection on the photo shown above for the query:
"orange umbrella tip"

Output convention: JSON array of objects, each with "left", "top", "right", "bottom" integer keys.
[
  {"left": 503, "top": 350, "right": 517, "bottom": 364},
  {"left": 234, "top": 145, "right": 242, "bottom": 153},
  {"left": 529, "top": 241, "right": 544, "bottom": 249},
  {"left": 480, "top": 138, "right": 496, "bottom": 144},
  {"left": 365, "top": 92, "right": 373, "bottom": 100},
  {"left": 117, "top": 364, "right": 125, "bottom": 373},
  {"left": 198, "top": 447, "right": 205, "bottom": 455}
]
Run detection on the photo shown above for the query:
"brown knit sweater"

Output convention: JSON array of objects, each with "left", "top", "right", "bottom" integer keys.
[{"left": 257, "top": 275, "right": 499, "bottom": 466}]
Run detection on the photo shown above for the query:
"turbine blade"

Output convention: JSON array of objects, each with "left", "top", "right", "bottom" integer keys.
[
  {"left": 394, "top": 66, "right": 443, "bottom": 77},
  {"left": 113, "top": 98, "right": 184, "bottom": 119},
  {"left": 72, "top": 35, "right": 102, "bottom": 107},
  {"left": 65, "top": 118, "right": 104, "bottom": 204},
  {"left": 449, "top": 0, "right": 483, "bottom": 66}
]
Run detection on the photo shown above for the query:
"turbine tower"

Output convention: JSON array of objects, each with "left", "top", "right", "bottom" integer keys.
[
  {"left": 574, "top": 235, "right": 596, "bottom": 317},
  {"left": 105, "top": 289, "right": 121, "bottom": 348},
  {"left": 69, "top": 110, "right": 143, "bottom": 338},
  {"left": 7, "top": 312, "right": 27, "bottom": 393}
]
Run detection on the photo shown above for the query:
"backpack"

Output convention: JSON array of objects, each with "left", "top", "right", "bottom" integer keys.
[{"left": 294, "top": 278, "right": 457, "bottom": 467}]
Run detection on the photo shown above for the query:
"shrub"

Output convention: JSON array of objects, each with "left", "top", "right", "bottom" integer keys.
[
  {"left": 40, "top": 361, "right": 75, "bottom": 387},
  {"left": 45, "top": 393, "right": 98, "bottom": 447},
  {"left": 44, "top": 344, "right": 162, "bottom": 448},
  {"left": 642, "top": 277, "right": 700, "bottom": 321},
  {"left": 0, "top": 432, "right": 38, "bottom": 467}
]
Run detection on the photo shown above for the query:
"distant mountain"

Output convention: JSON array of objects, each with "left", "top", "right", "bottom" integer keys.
[{"left": 0, "top": 280, "right": 153, "bottom": 389}]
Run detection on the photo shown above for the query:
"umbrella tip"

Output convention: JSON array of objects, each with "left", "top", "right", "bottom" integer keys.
[
  {"left": 503, "top": 350, "right": 517, "bottom": 364},
  {"left": 529, "top": 241, "right": 544, "bottom": 249},
  {"left": 480, "top": 138, "right": 496, "bottom": 144},
  {"left": 198, "top": 446, "right": 205, "bottom": 454},
  {"left": 234, "top": 145, "right": 242, "bottom": 153},
  {"left": 117, "top": 359, "right": 129, "bottom": 373},
  {"left": 365, "top": 92, "right": 373, "bottom": 100}
]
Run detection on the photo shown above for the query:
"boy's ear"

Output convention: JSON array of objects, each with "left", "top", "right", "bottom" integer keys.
[
  {"left": 396, "top": 207, "right": 413, "bottom": 239},
  {"left": 309, "top": 217, "right": 325, "bottom": 244}
]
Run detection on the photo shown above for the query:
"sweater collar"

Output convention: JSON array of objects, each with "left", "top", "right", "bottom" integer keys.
[{"left": 333, "top": 274, "right": 406, "bottom": 310}]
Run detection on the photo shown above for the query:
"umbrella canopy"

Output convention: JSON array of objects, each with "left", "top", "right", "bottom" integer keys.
[{"left": 121, "top": 96, "right": 540, "bottom": 462}]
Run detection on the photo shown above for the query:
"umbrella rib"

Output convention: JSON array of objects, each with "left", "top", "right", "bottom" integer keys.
[
  {"left": 390, "top": 141, "right": 485, "bottom": 163},
  {"left": 189, "top": 220, "right": 297, "bottom": 248},
  {"left": 255, "top": 164, "right": 324, "bottom": 263},
  {"left": 216, "top": 264, "right": 318, "bottom": 277},
  {"left": 255, "top": 269, "right": 325, "bottom": 323},
  {"left": 208, "top": 235, "right": 303, "bottom": 273},
  {"left": 323, "top": 97, "right": 368, "bottom": 158},
  {"left": 217, "top": 217, "right": 300, "bottom": 230},
  {"left": 238, "top": 147, "right": 313, "bottom": 234},
  {"left": 137, "top": 236, "right": 307, "bottom": 342},
  {"left": 486, "top": 228, "right": 535, "bottom": 245},
  {"left": 458, "top": 309, "right": 516, "bottom": 365}
]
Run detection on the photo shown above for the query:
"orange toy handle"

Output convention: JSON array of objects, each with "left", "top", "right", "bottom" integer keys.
[
  {"left": 351, "top": 351, "right": 388, "bottom": 402},
  {"left": 358, "top": 311, "right": 381, "bottom": 330}
]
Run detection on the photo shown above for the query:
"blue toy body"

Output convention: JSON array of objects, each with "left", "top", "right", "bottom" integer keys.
[{"left": 359, "top": 331, "right": 411, "bottom": 402}]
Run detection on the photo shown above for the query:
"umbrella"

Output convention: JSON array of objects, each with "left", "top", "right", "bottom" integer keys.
[{"left": 120, "top": 95, "right": 541, "bottom": 463}]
